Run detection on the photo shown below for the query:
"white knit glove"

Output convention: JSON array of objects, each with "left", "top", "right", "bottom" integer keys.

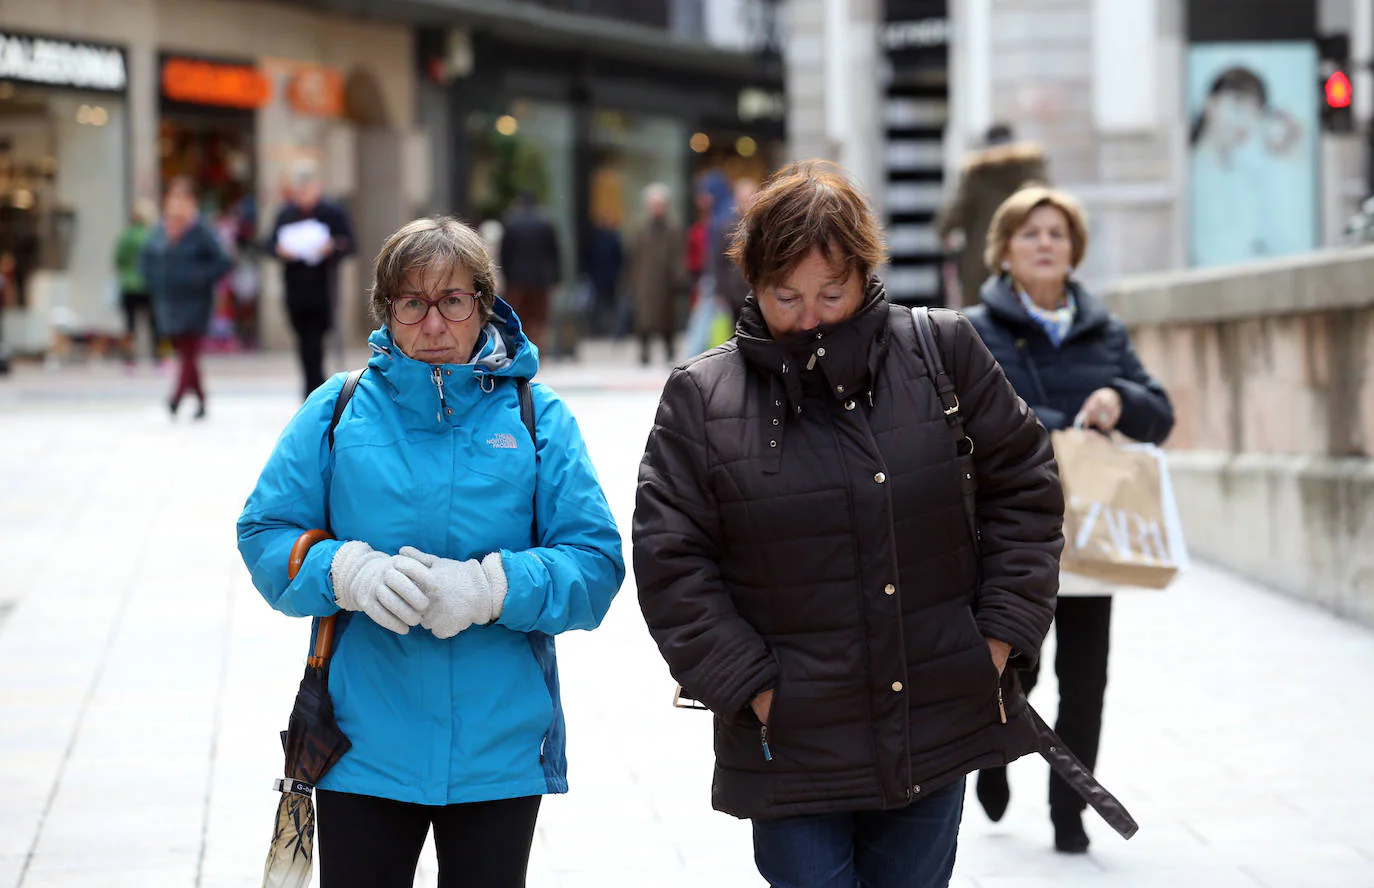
[
  {"left": 396, "top": 547, "right": 508, "bottom": 640},
  {"left": 330, "top": 541, "right": 431, "bottom": 635}
]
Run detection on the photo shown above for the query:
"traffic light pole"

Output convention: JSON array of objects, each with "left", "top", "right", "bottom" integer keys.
[{"left": 1357, "top": 0, "right": 1374, "bottom": 194}]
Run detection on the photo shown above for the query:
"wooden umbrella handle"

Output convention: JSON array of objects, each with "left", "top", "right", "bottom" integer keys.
[{"left": 288, "top": 529, "right": 337, "bottom": 669}]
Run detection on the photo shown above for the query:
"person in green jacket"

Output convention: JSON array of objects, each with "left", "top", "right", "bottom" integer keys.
[{"left": 115, "top": 198, "right": 159, "bottom": 365}]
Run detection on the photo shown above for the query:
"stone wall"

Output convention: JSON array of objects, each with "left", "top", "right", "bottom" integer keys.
[{"left": 1101, "top": 246, "right": 1374, "bottom": 624}]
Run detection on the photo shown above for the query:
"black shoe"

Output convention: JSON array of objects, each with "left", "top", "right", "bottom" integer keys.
[
  {"left": 1053, "top": 814, "right": 1090, "bottom": 854},
  {"left": 168, "top": 396, "right": 180, "bottom": 417},
  {"left": 193, "top": 400, "right": 207, "bottom": 421},
  {"left": 976, "top": 767, "right": 1009, "bottom": 822}
]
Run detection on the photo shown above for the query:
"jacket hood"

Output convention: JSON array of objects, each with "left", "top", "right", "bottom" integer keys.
[
  {"left": 962, "top": 140, "right": 1047, "bottom": 173},
  {"left": 978, "top": 274, "right": 1110, "bottom": 341}
]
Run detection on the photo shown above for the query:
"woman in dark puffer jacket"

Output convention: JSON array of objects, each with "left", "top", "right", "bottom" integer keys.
[
  {"left": 965, "top": 185, "right": 1174, "bottom": 854},
  {"left": 632, "top": 161, "right": 1065, "bottom": 888}
]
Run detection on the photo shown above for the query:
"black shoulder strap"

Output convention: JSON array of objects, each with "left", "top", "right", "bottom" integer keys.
[
  {"left": 517, "top": 377, "right": 536, "bottom": 444},
  {"left": 911, "top": 307, "right": 980, "bottom": 553},
  {"left": 328, "top": 368, "right": 367, "bottom": 452}
]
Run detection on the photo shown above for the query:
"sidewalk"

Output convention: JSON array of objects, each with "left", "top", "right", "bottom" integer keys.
[{"left": 0, "top": 359, "right": 1371, "bottom": 887}]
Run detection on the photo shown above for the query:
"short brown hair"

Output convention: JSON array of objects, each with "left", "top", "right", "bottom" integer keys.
[
  {"left": 727, "top": 160, "right": 886, "bottom": 291},
  {"left": 369, "top": 216, "right": 498, "bottom": 325},
  {"left": 984, "top": 186, "right": 1089, "bottom": 274}
]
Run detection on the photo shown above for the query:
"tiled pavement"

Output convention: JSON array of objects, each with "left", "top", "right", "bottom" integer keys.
[{"left": 1, "top": 352, "right": 1370, "bottom": 887}]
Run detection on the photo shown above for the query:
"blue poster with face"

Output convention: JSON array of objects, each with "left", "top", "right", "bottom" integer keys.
[{"left": 1188, "top": 42, "right": 1318, "bottom": 268}]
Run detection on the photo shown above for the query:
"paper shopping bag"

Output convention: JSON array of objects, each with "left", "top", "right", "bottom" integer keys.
[{"left": 1051, "top": 429, "right": 1188, "bottom": 589}]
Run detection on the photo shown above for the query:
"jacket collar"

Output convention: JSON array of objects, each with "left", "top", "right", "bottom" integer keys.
[
  {"left": 365, "top": 297, "right": 539, "bottom": 429},
  {"left": 979, "top": 274, "right": 1110, "bottom": 342},
  {"left": 736, "top": 277, "right": 892, "bottom": 417}
]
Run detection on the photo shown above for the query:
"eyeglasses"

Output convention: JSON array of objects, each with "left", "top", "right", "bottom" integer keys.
[{"left": 388, "top": 291, "right": 478, "bottom": 325}]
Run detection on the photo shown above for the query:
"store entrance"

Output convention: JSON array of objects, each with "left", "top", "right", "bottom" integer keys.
[{"left": 158, "top": 109, "right": 257, "bottom": 349}]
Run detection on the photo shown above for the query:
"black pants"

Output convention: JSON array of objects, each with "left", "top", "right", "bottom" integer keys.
[
  {"left": 316, "top": 790, "right": 541, "bottom": 888},
  {"left": 121, "top": 290, "right": 158, "bottom": 361},
  {"left": 1021, "top": 595, "right": 1113, "bottom": 820},
  {"left": 289, "top": 309, "right": 330, "bottom": 399}
]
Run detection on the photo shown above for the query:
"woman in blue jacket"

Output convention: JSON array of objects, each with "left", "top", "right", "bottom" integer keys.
[
  {"left": 237, "top": 216, "right": 625, "bottom": 888},
  {"left": 964, "top": 186, "right": 1173, "bottom": 854}
]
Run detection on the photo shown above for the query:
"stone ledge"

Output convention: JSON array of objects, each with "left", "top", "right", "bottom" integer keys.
[
  {"left": 1167, "top": 450, "right": 1374, "bottom": 626},
  {"left": 1102, "top": 245, "right": 1374, "bottom": 326}
]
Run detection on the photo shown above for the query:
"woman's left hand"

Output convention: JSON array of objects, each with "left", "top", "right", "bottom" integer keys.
[
  {"left": 986, "top": 638, "right": 1012, "bottom": 676},
  {"left": 1076, "top": 387, "right": 1122, "bottom": 432}
]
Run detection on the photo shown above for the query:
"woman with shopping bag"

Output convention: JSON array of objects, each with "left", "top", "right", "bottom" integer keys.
[{"left": 965, "top": 186, "right": 1174, "bottom": 853}]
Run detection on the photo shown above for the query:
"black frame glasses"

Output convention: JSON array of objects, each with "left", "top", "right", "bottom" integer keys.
[{"left": 387, "top": 291, "right": 479, "bottom": 325}]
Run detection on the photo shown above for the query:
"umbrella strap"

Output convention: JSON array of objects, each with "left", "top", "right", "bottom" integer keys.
[{"left": 273, "top": 778, "right": 316, "bottom": 798}]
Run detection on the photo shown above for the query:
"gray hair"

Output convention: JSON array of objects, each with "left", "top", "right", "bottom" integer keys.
[
  {"left": 369, "top": 216, "right": 498, "bottom": 325},
  {"left": 291, "top": 160, "right": 322, "bottom": 190}
]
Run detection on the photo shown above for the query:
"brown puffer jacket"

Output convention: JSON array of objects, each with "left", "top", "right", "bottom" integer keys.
[{"left": 632, "top": 282, "right": 1064, "bottom": 820}]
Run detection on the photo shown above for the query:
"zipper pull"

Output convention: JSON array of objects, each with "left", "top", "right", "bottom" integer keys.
[
  {"left": 760, "top": 725, "right": 773, "bottom": 762},
  {"left": 431, "top": 366, "right": 446, "bottom": 422},
  {"left": 805, "top": 352, "right": 817, "bottom": 371},
  {"left": 997, "top": 685, "right": 1007, "bottom": 724}
]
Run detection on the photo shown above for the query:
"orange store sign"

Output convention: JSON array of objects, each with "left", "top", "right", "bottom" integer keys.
[
  {"left": 162, "top": 58, "right": 271, "bottom": 109},
  {"left": 287, "top": 65, "right": 344, "bottom": 118}
]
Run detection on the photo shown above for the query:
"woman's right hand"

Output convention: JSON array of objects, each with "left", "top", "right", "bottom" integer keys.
[{"left": 751, "top": 688, "right": 774, "bottom": 725}]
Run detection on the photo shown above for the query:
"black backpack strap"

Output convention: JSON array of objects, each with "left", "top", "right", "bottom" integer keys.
[
  {"left": 516, "top": 378, "right": 540, "bottom": 546},
  {"left": 910, "top": 307, "right": 979, "bottom": 552},
  {"left": 328, "top": 368, "right": 367, "bottom": 452}
]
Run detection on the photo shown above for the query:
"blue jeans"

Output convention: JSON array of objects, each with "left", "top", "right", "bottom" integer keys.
[{"left": 752, "top": 778, "right": 965, "bottom": 888}]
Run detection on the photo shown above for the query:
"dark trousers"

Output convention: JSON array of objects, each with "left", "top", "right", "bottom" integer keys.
[
  {"left": 639, "top": 332, "right": 673, "bottom": 364},
  {"left": 1021, "top": 595, "right": 1113, "bottom": 820},
  {"left": 751, "top": 778, "right": 965, "bottom": 888},
  {"left": 316, "top": 790, "right": 541, "bottom": 888},
  {"left": 170, "top": 332, "right": 204, "bottom": 405},
  {"left": 121, "top": 290, "right": 158, "bottom": 361},
  {"left": 505, "top": 285, "right": 550, "bottom": 348},
  {"left": 289, "top": 309, "right": 330, "bottom": 399}
]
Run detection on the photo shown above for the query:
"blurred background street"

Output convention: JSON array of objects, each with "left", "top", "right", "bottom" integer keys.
[
  {"left": 0, "top": 354, "right": 1372, "bottom": 888},
  {"left": 2, "top": 0, "right": 1374, "bottom": 884}
]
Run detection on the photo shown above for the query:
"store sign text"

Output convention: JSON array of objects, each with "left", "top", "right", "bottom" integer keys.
[
  {"left": 881, "top": 18, "right": 952, "bottom": 51},
  {"left": 162, "top": 58, "right": 271, "bottom": 109},
  {"left": 0, "top": 32, "right": 127, "bottom": 92}
]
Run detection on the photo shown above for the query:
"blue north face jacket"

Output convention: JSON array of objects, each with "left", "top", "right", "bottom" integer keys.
[{"left": 237, "top": 299, "right": 624, "bottom": 805}]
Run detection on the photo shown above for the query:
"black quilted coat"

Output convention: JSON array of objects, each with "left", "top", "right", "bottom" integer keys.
[{"left": 632, "top": 282, "right": 1065, "bottom": 820}]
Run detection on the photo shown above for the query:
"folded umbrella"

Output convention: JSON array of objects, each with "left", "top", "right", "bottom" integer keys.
[{"left": 263, "top": 529, "right": 350, "bottom": 888}]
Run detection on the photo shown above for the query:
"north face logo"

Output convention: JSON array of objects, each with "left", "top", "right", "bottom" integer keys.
[{"left": 486, "top": 433, "right": 519, "bottom": 450}]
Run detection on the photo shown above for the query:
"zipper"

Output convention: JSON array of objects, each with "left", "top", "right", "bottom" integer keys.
[
  {"left": 996, "top": 684, "right": 1007, "bottom": 724},
  {"left": 760, "top": 725, "right": 773, "bottom": 762},
  {"left": 430, "top": 366, "right": 446, "bottom": 422},
  {"left": 1014, "top": 338, "right": 1051, "bottom": 406}
]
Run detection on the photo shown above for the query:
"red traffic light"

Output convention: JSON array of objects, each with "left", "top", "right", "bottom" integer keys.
[{"left": 1326, "top": 71, "right": 1352, "bottom": 108}]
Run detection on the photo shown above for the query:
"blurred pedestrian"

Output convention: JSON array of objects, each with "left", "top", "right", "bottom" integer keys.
[
  {"left": 633, "top": 160, "right": 1065, "bottom": 888},
  {"left": 114, "top": 197, "right": 159, "bottom": 366},
  {"left": 625, "top": 183, "right": 684, "bottom": 365},
  {"left": 237, "top": 215, "right": 624, "bottom": 888},
  {"left": 937, "top": 123, "right": 1047, "bottom": 307},
  {"left": 141, "top": 177, "right": 231, "bottom": 420},
  {"left": 268, "top": 161, "right": 356, "bottom": 400},
  {"left": 711, "top": 177, "right": 758, "bottom": 319},
  {"left": 584, "top": 209, "right": 623, "bottom": 338},
  {"left": 499, "top": 191, "right": 561, "bottom": 349},
  {"left": 965, "top": 186, "right": 1174, "bottom": 854}
]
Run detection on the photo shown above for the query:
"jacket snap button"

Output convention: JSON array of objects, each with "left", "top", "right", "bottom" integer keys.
[
  {"left": 772, "top": 419, "right": 779, "bottom": 426},
  {"left": 912, "top": 784, "right": 921, "bottom": 795},
  {"left": 774, "top": 400, "right": 782, "bottom": 407},
  {"left": 874, "top": 472, "right": 886, "bottom": 484},
  {"left": 769, "top": 440, "right": 777, "bottom": 448},
  {"left": 444, "top": 369, "right": 452, "bottom": 376},
  {"left": 445, "top": 408, "right": 453, "bottom": 416},
  {"left": 891, "top": 681, "right": 903, "bottom": 692},
  {"left": 836, "top": 384, "right": 844, "bottom": 393},
  {"left": 816, "top": 347, "right": 826, "bottom": 357},
  {"left": 884, "top": 584, "right": 895, "bottom": 595},
  {"left": 844, "top": 400, "right": 855, "bottom": 411}
]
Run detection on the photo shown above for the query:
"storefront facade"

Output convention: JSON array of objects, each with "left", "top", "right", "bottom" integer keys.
[
  {"left": 0, "top": 0, "right": 419, "bottom": 356},
  {"left": 0, "top": 28, "right": 130, "bottom": 353},
  {"left": 417, "top": 25, "right": 786, "bottom": 296}
]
